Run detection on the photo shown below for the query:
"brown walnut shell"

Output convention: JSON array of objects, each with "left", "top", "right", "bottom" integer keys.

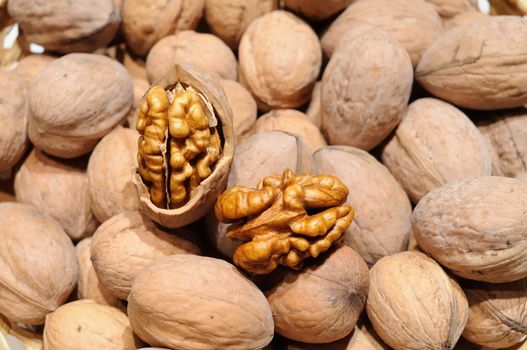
[
  {"left": 0, "top": 71, "right": 28, "bottom": 172},
  {"left": 367, "top": 251, "right": 469, "bottom": 350},
  {"left": 462, "top": 279, "right": 527, "bottom": 349},
  {"left": 15, "top": 149, "right": 98, "bottom": 240},
  {"left": 123, "top": 0, "right": 204, "bottom": 57},
  {"left": 128, "top": 255, "right": 274, "bottom": 350},
  {"left": 267, "top": 245, "right": 368, "bottom": 344},
  {"left": 321, "top": 0, "right": 443, "bottom": 65},
  {"left": 87, "top": 126, "right": 140, "bottom": 223},
  {"left": 306, "top": 81, "right": 322, "bottom": 129},
  {"left": 321, "top": 28, "right": 413, "bottom": 151},
  {"left": 91, "top": 211, "right": 200, "bottom": 300},
  {"left": 416, "top": 16, "right": 527, "bottom": 110},
  {"left": 314, "top": 146, "right": 412, "bottom": 266},
  {"left": 443, "top": 10, "right": 488, "bottom": 31},
  {"left": 0, "top": 203, "right": 79, "bottom": 325},
  {"left": 134, "top": 64, "right": 234, "bottom": 228},
  {"left": 220, "top": 79, "right": 257, "bottom": 142},
  {"left": 424, "top": 0, "right": 478, "bottom": 18},
  {"left": 7, "top": 0, "right": 120, "bottom": 53},
  {"left": 43, "top": 300, "right": 137, "bottom": 350},
  {"left": 282, "top": 0, "right": 351, "bottom": 20},
  {"left": 28, "top": 53, "right": 133, "bottom": 158},
  {"left": 413, "top": 176, "right": 527, "bottom": 283},
  {"left": 381, "top": 98, "right": 492, "bottom": 203},
  {"left": 13, "top": 54, "right": 55, "bottom": 86},
  {"left": 239, "top": 10, "right": 321, "bottom": 111}
]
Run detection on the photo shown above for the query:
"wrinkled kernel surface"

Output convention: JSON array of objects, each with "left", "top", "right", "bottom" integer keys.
[
  {"left": 215, "top": 169, "right": 354, "bottom": 274},
  {"left": 137, "top": 83, "right": 222, "bottom": 209}
]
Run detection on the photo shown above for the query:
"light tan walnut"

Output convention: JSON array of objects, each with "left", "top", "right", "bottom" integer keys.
[
  {"left": 220, "top": 79, "right": 257, "bottom": 142},
  {"left": 13, "top": 54, "right": 55, "bottom": 86}
]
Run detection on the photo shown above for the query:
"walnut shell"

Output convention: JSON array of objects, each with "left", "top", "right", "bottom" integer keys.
[
  {"left": 518, "top": 173, "right": 527, "bottom": 184},
  {"left": 128, "top": 255, "right": 274, "bottom": 349},
  {"left": 28, "top": 53, "right": 133, "bottom": 158},
  {"left": 204, "top": 0, "right": 277, "bottom": 50},
  {"left": 314, "top": 146, "right": 412, "bottom": 266},
  {"left": 87, "top": 126, "right": 139, "bottom": 223},
  {"left": 123, "top": 0, "right": 204, "bottom": 57},
  {"left": 321, "top": 0, "right": 443, "bottom": 65},
  {"left": 424, "top": 0, "right": 478, "bottom": 18},
  {"left": 220, "top": 79, "right": 257, "bottom": 142},
  {"left": 413, "top": 176, "right": 527, "bottom": 283},
  {"left": 91, "top": 211, "right": 200, "bottom": 300},
  {"left": 267, "top": 245, "right": 368, "bottom": 344},
  {"left": 239, "top": 10, "right": 321, "bottom": 111},
  {"left": 75, "top": 238, "right": 121, "bottom": 308},
  {"left": 443, "top": 10, "right": 488, "bottom": 31},
  {"left": 15, "top": 149, "right": 98, "bottom": 240},
  {"left": 146, "top": 31, "right": 237, "bottom": 83},
  {"left": 255, "top": 109, "right": 326, "bottom": 153},
  {"left": 7, "top": 0, "right": 120, "bottom": 53},
  {"left": 13, "top": 54, "right": 55, "bottom": 86},
  {"left": 134, "top": 64, "right": 234, "bottom": 228},
  {"left": 477, "top": 109, "right": 527, "bottom": 178},
  {"left": 462, "top": 279, "right": 527, "bottom": 349},
  {"left": 381, "top": 98, "right": 492, "bottom": 204},
  {"left": 306, "top": 81, "right": 322, "bottom": 129},
  {"left": 416, "top": 16, "right": 527, "bottom": 110},
  {"left": 126, "top": 77, "right": 150, "bottom": 127},
  {"left": 282, "top": 0, "right": 350, "bottom": 20},
  {"left": 43, "top": 300, "right": 136, "bottom": 350},
  {"left": 321, "top": 28, "right": 413, "bottom": 151},
  {"left": 367, "top": 251, "right": 469, "bottom": 350},
  {"left": 206, "top": 131, "right": 315, "bottom": 258},
  {"left": 0, "top": 203, "right": 79, "bottom": 325},
  {"left": 0, "top": 71, "right": 28, "bottom": 172}
]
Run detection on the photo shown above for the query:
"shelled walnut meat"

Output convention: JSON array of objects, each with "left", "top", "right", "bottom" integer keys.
[
  {"left": 417, "top": 16, "right": 527, "bottom": 110},
  {"left": 413, "top": 176, "right": 527, "bottom": 283},
  {"left": 367, "top": 251, "right": 469, "bottom": 350},
  {"left": 215, "top": 169, "right": 354, "bottom": 274},
  {"left": 462, "top": 279, "right": 527, "bottom": 349},
  {"left": 134, "top": 64, "right": 234, "bottom": 228},
  {"left": 28, "top": 53, "right": 133, "bottom": 158},
  {"left": 15, "top": 149, "right": 98, "bottom": 240},
  {"left": 8, "top": 0, "right": 120, "bottom": 53},
  {"left": 0, "top": 203, "right": 79, "bottom": 325}
]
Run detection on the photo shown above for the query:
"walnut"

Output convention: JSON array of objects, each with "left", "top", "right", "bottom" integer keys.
[
  {"left": 305, "top": 81, "right": 322, "bottom": 129},
  {"left": 134, "top": 64, "right": 234, "bottom": 228},
  {"left": 282, "top": 0, "right": 351, "bottom": 20},
  {"left": 220, "top": 79, "right": 257, "bottom": 142},
  {"left": 13, "top": 54, "right": 55, "bottom": 86},
  {"left": 215, "top": 169, "right": 354, "bottom": 274},
  {"left": 490, "top": 0, "right": 527, "bottom": 15}
]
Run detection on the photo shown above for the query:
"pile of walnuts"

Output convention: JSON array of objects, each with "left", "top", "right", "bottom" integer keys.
[{"left": 2, "top": 0, "right": 527, "bottom": 349}]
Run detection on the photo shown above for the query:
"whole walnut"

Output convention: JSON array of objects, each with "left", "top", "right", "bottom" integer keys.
[
  {"left": 417, "top": 16, "right": 527, "bottom": 110},
  {"left": 128, "top": 255, "right": 274, "bottom": 349},
  {"left": 87, "top": 126, "right": 139, "bottom": 223},
  {"left": 282, "top": 0, "right": 351, "bottom": 20},
  {"left": 8, "top": 0, "right": 120, "bottom": 53},
  {"left": 478, "top": 109, "right": 527, "bottom": 177},
  {"left": 239, "top": 10, "right": 321, "bottom": 111},
  {"left": 367, "top": 251, "right": 469, "bottom": 350},
  {"left": 28, "top": 53, "right": 133, "bottom": 158},
  {"left": 314, "top": 146, "right": 412, "bottom": 266},
  {"left": 424, "top": 0, "right": 478, "bottom": 18},
  {"left": 518, "top": 173, "right": 527, "bottom": 183},
  {"left": 123, "top": 0, "right": 204, "bottom": 57},
  {"left": 0, "top": 71, "right": 28, "bottom": 172},
  {"left": 91, "top": 211, "right": 200, "bottom": 300},
  {"left": 0, "top": 203, "right": 79, "bottom": 325},
  {"left": 146, "top": 31, "right": 237, "bottom": 83},
  {"left": 413, "top": 176, "right": 527, "bottom": 283},
  {"left": 126, "top": 77, "right": 150, "bottom": 127},
  {"left": 382, "top": 98, "right": 492, "bottom": 203},
  {"left": 443, "top": 10, "right": 488, "bottom": 30},
  {"left": 306, "top": 81, "right": 322, "bottom": 129},
  {"left": 321, "top": 28, "right": 413, "bottom": 151},
  {"left": 255, "top": 109, "right": 327, "bottom": 153},
  {"left": 204, "top": 0, "right": 277, "bottom": 50},
  {"left": 13, "top": 54, "right": 55, "bottom": 86},
  {"left": 75, "top": 238, "right": 121, "bottom": 308},
  {"left": 462, "top": 279, "right": 527, "bottom": 349},
  {"left": 15, "top": 149, "right": 98, "bottom": 240},
  {"left": 321, "top": 0, "right": 443, "bottom": 65},
  {"left": 206, "top": 131, "right": 315, "bottom": 258},
  {"left": 267, "top": 245, "right": 369, "bottom": 344},
  {"left": 220, "top": 79, "right": 257, "bottom": 142},
  {"left": 43, "top": 300, "right": 137, "bottom": 350}
]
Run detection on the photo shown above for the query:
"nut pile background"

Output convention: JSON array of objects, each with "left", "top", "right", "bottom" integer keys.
[{"left": 1, "top": 0, "right": 527, "bottom": 349}]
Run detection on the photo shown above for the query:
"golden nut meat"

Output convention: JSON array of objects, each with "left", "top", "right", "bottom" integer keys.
[
  {"left": 215, "top": 169, "right": 354, "bottom": 274},
  {"left": 134, "top": 64, "right": 234, "bottom": 228}
]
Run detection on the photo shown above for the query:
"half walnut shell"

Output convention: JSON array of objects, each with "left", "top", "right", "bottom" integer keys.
[{"left": 134, "top": 64, "right": 234, "bottom": 228}]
